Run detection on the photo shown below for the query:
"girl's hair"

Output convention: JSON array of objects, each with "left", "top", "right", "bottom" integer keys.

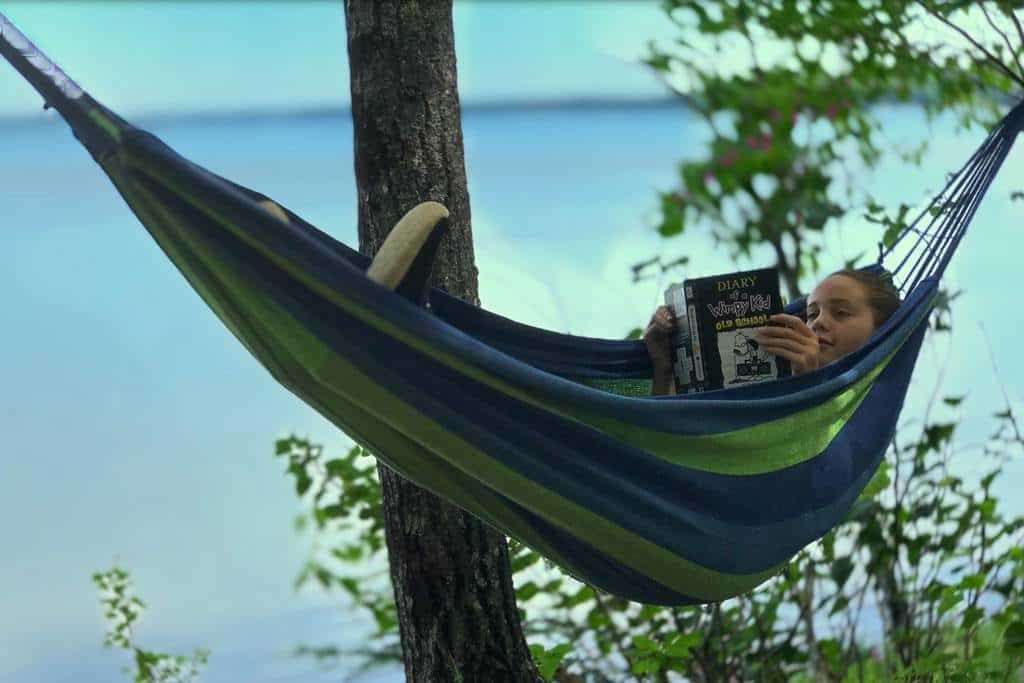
[{"left": 825, "top": 268, "right": 901, "bottom": 326}]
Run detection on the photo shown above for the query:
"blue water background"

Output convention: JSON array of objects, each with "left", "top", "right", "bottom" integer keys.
[{"left": 0, "top": 102, "right": 1021, "bottom": 682}]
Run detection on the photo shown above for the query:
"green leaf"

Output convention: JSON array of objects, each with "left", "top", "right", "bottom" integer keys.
[
  {"left": 938, "top": 587, "right": 963, "bottom": 616},
  {"left": 633, "top": 634, "right": 659, "bottom": 652},
  {"left": 818, "top": 638, "right": 842, "bottom": 670},
  {"left": 562, "top": 585, "right": 595, "bottom": 608},
  {"left": 331, "top": 544, "right": 363, "bottom": 562},
  {"left": 1003, "top": 621, "right": 1024, "bottom": 657},
  {"left": 882, "top": 222, "right": 902, "bottom": 248},
  {"left": 585, "top": 606, "right": 610, "bottom": 629},
  {"left": 511, "top": 550, "right": 542, "bottom": 573},
  {"left": 961, "top": 605, "right": 985, "bottom": 631},
  {"left": 830, "top": 557, "right": 854, "bottom": 589},
  {"left": 530, "top": 643, "right": 573, "bottom": 682},
  {"left": 663, "top": 632, "right": 702, "bottom": 658},
  {"left": 516, "top": 581, "right": 540, "bottom": 602},
  {"left": 859, "top": 461, "right": 890, "bottom": 499},
  {"left": 314, "top": 567, "right": 333, "bottom": 589},
  {"left": 324, "top": 458, "right": 351, "bottom": 478},
  {"left": 317, "top": 503, "right": 346, "bottom": 520},
  {"left": 339, "top": 577, "right": 360, "bottom": 598},
  {"left": 643, "top": 51, "right": 672, "bottom": 73},
  {"left": 630, "top": 658, "right": 650, "bottom": 675},
  {"left": 829, "top": 594, "right": 850, "bottom": 616}
]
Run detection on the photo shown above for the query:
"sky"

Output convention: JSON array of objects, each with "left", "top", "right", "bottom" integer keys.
[
  {"left": 0, "top": 1, "right": 676, "bottom": 119},
  {"left": 1, "top": 2, "right": 1022, "bottom": 682}
]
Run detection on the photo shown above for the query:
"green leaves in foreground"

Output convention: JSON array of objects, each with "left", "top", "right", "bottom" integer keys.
[{"left": 92, "top": 567, "right": 209, "bottom": 683}]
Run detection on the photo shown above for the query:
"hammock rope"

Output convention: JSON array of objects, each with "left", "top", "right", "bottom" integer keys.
[
  {"left": 882, "top": 100, "right": 1023, "bottom": 291},
  {"left": 3, "top": 11, "right": 1023, "bottom": 605}
]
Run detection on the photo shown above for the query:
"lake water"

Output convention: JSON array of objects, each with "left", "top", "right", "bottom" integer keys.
[{"left": 1, "top": 101, "right": 1021, "bottom": 682}]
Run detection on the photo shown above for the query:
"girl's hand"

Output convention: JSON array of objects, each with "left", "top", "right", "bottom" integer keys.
[
  {"left": 643, "top": 305, "right": 677, "bottom": 371},
  {"left": 756, "top": 313, "right": 819, "bottom": 375}
]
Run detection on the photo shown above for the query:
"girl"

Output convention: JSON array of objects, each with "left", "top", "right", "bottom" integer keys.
[{"left": 645, "top": 269, "right": 901, "bottom": 395}]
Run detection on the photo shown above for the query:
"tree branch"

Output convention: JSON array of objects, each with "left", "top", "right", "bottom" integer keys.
[
  {"left": 979, "top": 322, "right": 1024, "bottom": 444},
  {"left": 978, "top": 3, "right": 1024, "bottom": 82},
  {"left": 919, "top": 3, "right": 1024, "bottom": 88},
  {"left": 1008, "top": 9, "right": 1024, "bottom": 54}
]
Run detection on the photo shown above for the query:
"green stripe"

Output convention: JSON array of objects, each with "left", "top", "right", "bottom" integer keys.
[
  {"left": 594, "top": 348, "right": 897, "bottom": 475},
  {"left": 88, "top": 108, "right": 122, "bottom": 143}
]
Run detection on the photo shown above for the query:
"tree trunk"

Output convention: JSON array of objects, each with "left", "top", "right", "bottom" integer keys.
[{"left": 343, "top": 2, "right": 538, "bottom": 681}]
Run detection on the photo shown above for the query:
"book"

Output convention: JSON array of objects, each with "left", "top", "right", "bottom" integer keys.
[{"left": 664, "top": 267, "right": 791, "bottom": 392}]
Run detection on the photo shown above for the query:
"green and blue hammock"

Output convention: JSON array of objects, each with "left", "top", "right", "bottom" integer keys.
[{"left": 3, "top": 13, "right": 1022, "bottom": 606}]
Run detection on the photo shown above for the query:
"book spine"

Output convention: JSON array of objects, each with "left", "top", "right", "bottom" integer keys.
[
  {"left": 674, "top": 316, "right": 695, "bottom": 393},
  {"left": 664, "top": 284, "right": 693, "bottom": 393},
  {"left": 684, "top": 283, "right": 706, "bottom": 392}
]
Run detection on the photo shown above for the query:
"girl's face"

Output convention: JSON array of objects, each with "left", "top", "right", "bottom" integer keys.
[{"left": 806, "top": 275, "right": 877, "bottom": 365}]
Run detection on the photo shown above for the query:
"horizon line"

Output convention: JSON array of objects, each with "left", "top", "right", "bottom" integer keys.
[{"left": 0, "top": 94, "right": 686, "bottom": 128}]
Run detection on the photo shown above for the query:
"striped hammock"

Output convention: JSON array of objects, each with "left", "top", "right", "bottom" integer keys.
[{"left": 3, "top": 12, "right": 1021, "bottom": 605}]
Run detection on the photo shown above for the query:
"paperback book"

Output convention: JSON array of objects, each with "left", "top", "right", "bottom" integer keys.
[{"left": 664, "top": 267, "right": 791, "bottom": 392}]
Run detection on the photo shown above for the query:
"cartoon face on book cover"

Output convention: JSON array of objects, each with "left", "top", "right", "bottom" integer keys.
[
  {"left": 719, "top": 329, "right": 779, "bottom": 385},
  {"left": 701, "top": 280, "right": 789, "bottom": 387}
]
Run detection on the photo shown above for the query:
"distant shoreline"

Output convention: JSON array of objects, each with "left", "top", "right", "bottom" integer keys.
[
  {"left": 0, "top": 95, "right": 685, "bottom": 129},
  {"left": 3, "top": 91, "right": 1012, "bottom": 130}
]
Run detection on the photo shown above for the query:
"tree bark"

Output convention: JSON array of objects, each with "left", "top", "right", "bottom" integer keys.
[{"left": 343, "top": 2, "right": 539, "bottom": 681}]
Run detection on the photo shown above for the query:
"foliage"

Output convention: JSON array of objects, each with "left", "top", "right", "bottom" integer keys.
[
  {"left": 277, "top": 397, "right": 1024, "bottom": 681},
  {"left": 636, "top": 0, "right": 1022, "bottom": 298},
  {"left": 92, "top": 567, "right": 209, "bottom": 683},
  {"left": 275, "top": 436, "right": 400, "bottom": 675}
]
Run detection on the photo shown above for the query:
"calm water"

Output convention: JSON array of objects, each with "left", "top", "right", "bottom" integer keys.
[{"left": 1, "top": 102, "right": 1020, "bottom": 682}]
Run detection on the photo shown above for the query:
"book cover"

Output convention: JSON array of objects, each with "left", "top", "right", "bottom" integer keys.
[{"left": 682, "top": 267, "right": 791, "bottom": 391}]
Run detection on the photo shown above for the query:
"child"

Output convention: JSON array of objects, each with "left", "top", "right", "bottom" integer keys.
[{"left": 644, "top": 269, "right": 901, "bottom": 395}]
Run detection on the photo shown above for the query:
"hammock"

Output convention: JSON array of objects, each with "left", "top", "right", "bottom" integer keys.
[{"left": 3, "top": 13, "right": 1022, "bottom": 606}]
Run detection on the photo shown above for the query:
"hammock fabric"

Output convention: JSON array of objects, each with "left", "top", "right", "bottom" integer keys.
[{"left": 3, "top": 13, "right": 1022, "bottom": 606}]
